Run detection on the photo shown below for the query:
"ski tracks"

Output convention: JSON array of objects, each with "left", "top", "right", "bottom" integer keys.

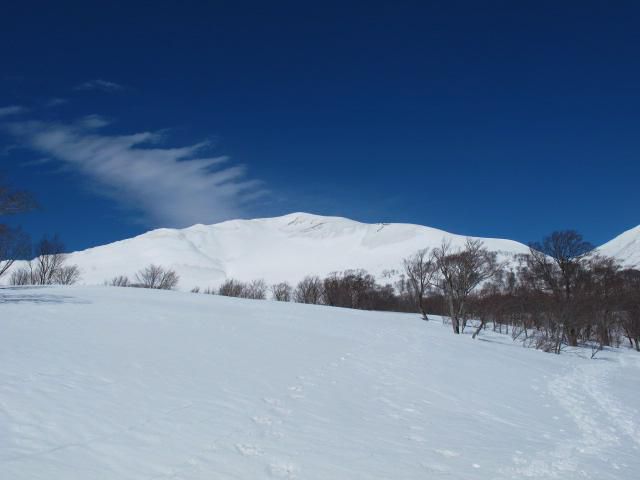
[
  {"left": 506, "top": 351, "right": 640, "bottom": 478},
  {"left": 145, "top": 323, "right": 397, "bottom": 479}
]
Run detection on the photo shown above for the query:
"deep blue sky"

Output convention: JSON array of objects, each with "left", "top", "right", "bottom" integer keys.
[{"left": 1, "top": 1, "right": 639, "bottom": 251}]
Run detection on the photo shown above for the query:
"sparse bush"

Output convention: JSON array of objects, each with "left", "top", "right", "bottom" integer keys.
[
  {"left": 218, "top": 278, "right": 246, "bottom": 297},
  {"left": 109, "top": 275, "right": 130, "bottom": 287},
  {"left": 9, "top": 266, "right": 31, "bottom": 286},
  {"left": 54, "top": 264, "right": 81, "bottom": 285},
  {"left": 134, "top": 264, "right": 179, "bottom": 290},
  {"left": 271, "top": 282, "right": 292, "bottom": 301},
  {"left": 244, "top": 279, "right": 267, "bottom": 299},
  {"left": 217, "top": 278, "right": 268, "bottom": 299}
]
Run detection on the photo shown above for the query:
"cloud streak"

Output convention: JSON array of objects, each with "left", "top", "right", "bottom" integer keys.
[
  {"left": 74, "top": 79, "right": 125, "bottom": 92},
  {"left": 4, "top": 117, "right": 264, "bottom": 227},
  {"left": 0, "top": 105, "right": 29, "bottom": 117}
]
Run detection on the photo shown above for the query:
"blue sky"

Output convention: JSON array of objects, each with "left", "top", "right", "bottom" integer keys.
[{"left": 1, "top": 1, "right": 639, "bottom": 251}]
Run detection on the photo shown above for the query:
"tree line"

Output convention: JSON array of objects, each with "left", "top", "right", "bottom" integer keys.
[
  {"left": 188, "top": 269, "right": 411, "bottom": 312},
  {"left": 402, "top": 231, "right": 640, "bottom": 354}
]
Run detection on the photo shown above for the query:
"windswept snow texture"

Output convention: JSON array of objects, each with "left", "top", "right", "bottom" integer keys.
[
  {"left": 599, "top": 224, "right": 640, "bottom": 268},
  {"left": 1, "top": 286, "right": 639, "bottom": 479},
  {"left": 35, "top": 213, "right": 532, "bottom": 291}
]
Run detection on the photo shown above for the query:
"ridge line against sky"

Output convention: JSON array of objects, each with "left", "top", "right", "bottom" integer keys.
[{"left": 1, "top": 1, "right": 639, "bottom": 251}]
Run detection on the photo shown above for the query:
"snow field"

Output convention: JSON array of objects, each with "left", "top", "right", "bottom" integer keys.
[{"left": 1, "top": 285, "right": 639, "bottom": 479}]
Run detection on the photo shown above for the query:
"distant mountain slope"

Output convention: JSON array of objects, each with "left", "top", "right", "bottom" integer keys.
[
  {"left": 62, "top": 213, "right": 531, "bottom": 291},
  {"left": 6, "top": 213, "right": 637, "bottom": 290},
  {"left": 598, "top": 224, "right": 640, "bottom": 267}
]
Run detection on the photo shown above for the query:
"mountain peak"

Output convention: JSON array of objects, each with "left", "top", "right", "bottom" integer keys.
[{"left": 599, "top": 224, "right": 640, "bottom": 267}]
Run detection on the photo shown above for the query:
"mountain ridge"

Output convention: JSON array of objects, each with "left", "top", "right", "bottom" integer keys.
[{"left": 7, "top": 213, "right": 639, "bottom": 290}]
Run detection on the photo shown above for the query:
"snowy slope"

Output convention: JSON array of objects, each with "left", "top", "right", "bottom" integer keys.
[
  {"left": 598, "top": 224, "right": 640, "bottom": 267},
  {"left": 31, "top": 212, "right": 532, "bottom": 291},
  {"left": 1, "top": 285, "right": 639, "bottom": 479}
]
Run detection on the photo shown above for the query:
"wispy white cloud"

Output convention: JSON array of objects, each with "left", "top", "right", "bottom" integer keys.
[
  {"left": 0, "top": 105, "right": 29, "bottom": 118},
  {"left": 3, "top": 117, "right": 264, "bottom": 227},
  {"left": 44, "top": 97, "right": 68, "bottom": 108},
  {"left": 74, "top": 79, "right": 125, "bottom": 92}
]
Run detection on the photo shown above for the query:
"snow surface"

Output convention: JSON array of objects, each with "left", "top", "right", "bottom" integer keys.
[
  {"left": 9, "top": 213, "right": 534, "bottom": 291},
  {"left": 1, "top": 285, "right": 639, "bottom": 479},
  {"left": 598, "top": 224, "right": 640, "bottom": 268}
]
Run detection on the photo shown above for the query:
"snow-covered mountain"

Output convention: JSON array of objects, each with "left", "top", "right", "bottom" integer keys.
[
  {"left": 598, "top": 224, "right": 640, "bottom": 268},
  {"left": 60, "top": 212, "right": 532, "bottom": 291},
  {"left": 7, "top": 213, "right": 638, "bottom": 290}
]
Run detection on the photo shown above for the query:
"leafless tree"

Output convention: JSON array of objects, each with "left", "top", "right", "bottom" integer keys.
[
  {"left": 0, "top": 178, "right": 36, "bottom": 281},
  {"left": 403, "top": 248, "right": 437, "bottom": 320},
  {"left": 134, "top": 264, "right": 179, "bottom": 290},
  {"left": 294, "top": 275, "right": 324, "bottom": 304},
  {"left": 433, "top": 239, "right": 500, "bottom": 334},
  {"left": 462, "top": 230, "right": 639, "bottom": 355},
  {"left": 323, "top": 269, "right": 378, "bottom": 309},
  {"left": 54, "top": 264, "right": 81, "bottom": 285},
  {"left": 30, "top": 235, "right": 68, "bottom": 285},
  {"left": 525, "top": 231, "right": 594, "bottom": 347},
  {"left": 619, "top": 269, "right": 640, "bottom": 351},
  {"left": 271, "top": 282, "right": 292, "bottom": 301},
  {"left": 7, "top": 235, "right": 80, "bottom": 286},
  {"left": 244, "top": 279, "right": 268, "bottom": 299},
  {"left": 109, "top": 275, "right": 130, "bottom": 287},
  {"left": 218, "top": 278, "right": 247, "bottom": 297},
  {"left": 0, "top": 179, "right": 36, "bottom": 216},
  {"left": 0, "top": 225, "right": 30, "bottom": 279},
  {"left": 9, "top": 266, "right": 31, "bottom": 286}
]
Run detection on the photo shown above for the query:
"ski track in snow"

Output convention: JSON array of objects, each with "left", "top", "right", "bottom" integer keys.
[{"left": 503, "top": 353, "right": 640, "bottom": 479}]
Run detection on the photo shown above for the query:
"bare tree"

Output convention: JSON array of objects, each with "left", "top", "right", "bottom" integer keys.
[
  {"left": 109, "top": 275, "right": 131, "bottom": 287},
  {"left": 134, "top": 264, "right": 179, "bottom": 290},
  {"left": 0, "top": 180, "right": 36, "bottom": 216},
  {"left": 294, "top": 275, "right": 324, "bottom": 304},
  {"left": 9, "top": 266, "right": 31, "bottom": 286},
  {"left": 218, "top": 278, "right": 247, "bottom": 297},
  {"left": 525, "top": 231, "right": 594, "bottom": 347},
  {"left": 54, "top": 264, "right": 81, "bottom": 285},
  {"left": 619, "top": 269, "right": 640, "bottom": 351},
  {"left": 158, "top": 270, "right": 179, "bottom": 290},
  {"left": 433, "top": 239, "right": 500, "bottom": 334},
  {"left": 0, "top": 225, "right": 30, "bottom": 279},
  {"left": 403, "top": 248, "right": 437, "bottom": 320},
  {"left": 31, "top": 235, "right": 67, "bottom": 285},
  {"left": 323, "top": 269, "right": 378, "bottom": 309},
  {"left": 244, "top": 279, "right": 268, "bottom": 299},
  {"left": 7, "top": 235, "right": 80, "bottom": 286},
  {"left": 0, "top": 178, "right": 35, "bottom": 281},
  {"left": 530, "top": 230, "right": 594, "bottom": 300},
  {"left": 271, "top": 281, "right": 292, "bottom": 301}
]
